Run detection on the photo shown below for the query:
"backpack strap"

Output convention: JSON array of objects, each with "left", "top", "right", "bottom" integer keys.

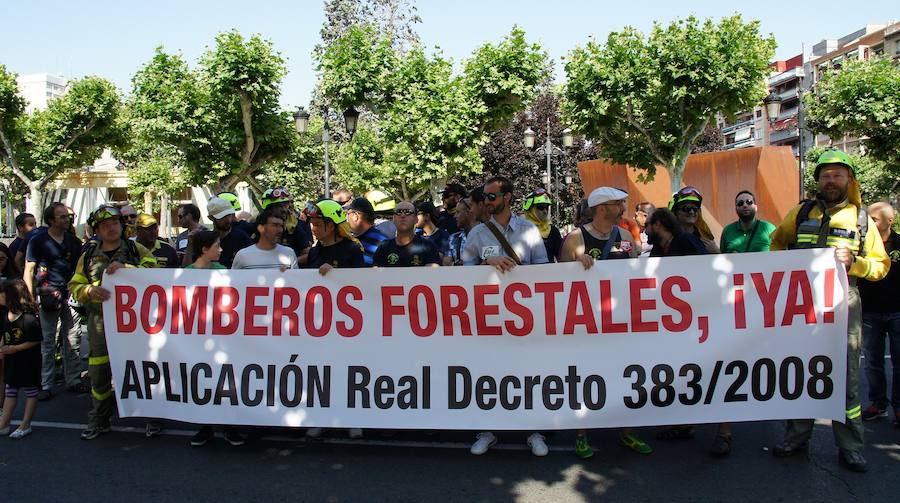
[{"left": 484, "top": 221, "right": 522, "bottom": 265}]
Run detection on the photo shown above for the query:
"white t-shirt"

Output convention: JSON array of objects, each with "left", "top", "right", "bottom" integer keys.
[{"left": 231, "top": 244, "right": 298, "bottom": 270}]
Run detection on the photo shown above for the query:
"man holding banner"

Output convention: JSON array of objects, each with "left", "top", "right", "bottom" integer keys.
[
  {"left": 769, "top": 149, "right": 890, "bottom": 472},
  {"left": 462, "top": 176, "right": 550, "bottom": 457}
]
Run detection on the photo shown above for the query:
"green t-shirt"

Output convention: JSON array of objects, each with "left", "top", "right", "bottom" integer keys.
[
  {"left": 185, "top": 262, "right": 227, "bottom": 270},
  {"left": 720, "top": 219, "right": 777, "bottom": 253}
]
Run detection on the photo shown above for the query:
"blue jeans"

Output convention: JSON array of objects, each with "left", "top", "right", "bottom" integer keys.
[{"left": 862, "top": 311, "right": 900, "bottom": 412}]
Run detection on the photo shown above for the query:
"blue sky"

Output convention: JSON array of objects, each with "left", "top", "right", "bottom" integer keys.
[{"left": 2, "top": 1, "right": 896, "bottom": 109}]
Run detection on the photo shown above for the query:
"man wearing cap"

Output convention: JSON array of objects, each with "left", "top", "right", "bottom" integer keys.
[
  {"left": 437, "top": 183, "right": 467, "bottom": 235},
  {"left": 218, "top": 192, "right": 256, "bottom": 237},
  {"left": 134, "top": 213, "right": 179, "bottom": 268},
  {"left": 462, "top": 176, "right": 550, "bottom": 457},
  {"left": 366, "top": 190, "right": 398, "bottom": 238},
  {"left": 560, "top": 188, "right": 638, "bottom": 263},
  {"left": 558, "top": 187, "right": 648, "bottom": 458},
  {"left": 68, "top": 205, "right": 156, "bottom": 440},
  {"left": 24, "top": 202, "right": 85, "bottom": 400},
  {"left": 669, "top": 188, "right": 719, "bottom": 254},
  {"left": 415, "top": 201, "right": 451, "bottom": 258},
  {"left": 345, "top": 197, "right": 389, "bottom": 267},
  {"left": 522, "top": 188, "right": 563, "bottom": 262},
  {"left": 769, "top": 149, "right": 889, "bottom": 472},
  {"left": 206, "top": 197, "right": 253, "bottom": 269}
]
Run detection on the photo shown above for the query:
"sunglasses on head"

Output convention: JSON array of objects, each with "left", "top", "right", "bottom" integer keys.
[
  {"left": 394, "top": 208, "right": 415, "bottom": 216},
  {"left": 267, "top": 188, "right": 292, "bottom": 200},
  {"left": 93, "top": 205, "right": 122, "bottom": 221},
  {"left": 736, "top": 199, "right": 755, "bottom": 207},
  {"left": 484, "top": 191, "right": 507, "bottom": 202},
  {"left": 677, "top": 186, "right": 702, "bottom": 198}
]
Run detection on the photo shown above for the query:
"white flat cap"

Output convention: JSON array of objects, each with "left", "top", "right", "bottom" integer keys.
[{"left": 588, "top": 187, "right": 628, "bottom": 207}]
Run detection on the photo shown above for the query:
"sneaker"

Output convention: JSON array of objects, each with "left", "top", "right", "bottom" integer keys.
[
  {"left": 37, "top": 389, "right": 52, "bottom": 401},
  {"left": 772, "top": 440, "right": 808, "bottom": 458},
  {"left": 620, "top": 432, "right": 653, "bottom": 454},
  {"left": 145, "top": 421, "right": 163, "bottom": 438},
  {"left": 348, "top": 428, "right": 363, "bottom": 439},
  {"left": 10, "top": 427, "right": 32, "bottom": 439},
  {"left": 710, "top": 434, "right": 732, "bottom": 457},
  {"left": 80, "top": 425, "right": 111, "bottom": 440},
  {"left": 527, "top": 432, "right": 549, "bottom": 457},
  {"left": 223, "top": 428, "right": 245, "bottom": 446},
  {"left": 190, "top": 427, "right": 213, "bottom": 447},
  {"left": 861, "top": 404, "right": 888, "bottom": 421},
  {"left": 470, "top": 432, "right": 497, "bottom": 455},
  {"left": 575, "top": 434, "right": 594, "bottom": 459},
  {"left": 838, "top": 449, "right": 868, "bottom": 472},
  {"left": 305, "top": 427, "right": 323, "bottom": 439}
]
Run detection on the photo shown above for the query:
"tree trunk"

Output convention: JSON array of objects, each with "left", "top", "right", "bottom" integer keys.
[
  {"left": 667, "top": 148, "right": 691, "bottom": 194},
  {"left": 159, "top": 194, "right": 170, "bottom": 240},
  {"left": 28, "top": 183, "right": 43, "bottom": 223},
  {"left": 144, "top": 191, "right": 153, "bottom": 213}
]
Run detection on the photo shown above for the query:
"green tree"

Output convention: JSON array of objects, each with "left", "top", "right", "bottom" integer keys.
[
  {"left": 125, "top": 31, "right": 294, "bottom": 197},
  {"left": 0, "top": 64, "right": 29, "bottom": 218},
  {"left": 804, "top": 57, "right": 900, "bottom": 169},
  {"left": 317, "top": 25, "right": 549, "bottom": 200},
  {"left": 0, "top": 70, "right": 125, "bottom": 219},
  {"left": 259, "top": 117, "right": 326, "bottom": 204},
  {"left": 563, "top": 15, "right": 775, "bottom": 192}
]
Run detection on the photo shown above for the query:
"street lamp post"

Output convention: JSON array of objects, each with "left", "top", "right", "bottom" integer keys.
[
  {"left": 763, "top": 90, "right": 807, "bottom": 199},
  {"left": 524, "top": 119, "right": 572, "bottom": 224},
  {"left": 293, "top": 106, "right": 361, "bottom": 198}
]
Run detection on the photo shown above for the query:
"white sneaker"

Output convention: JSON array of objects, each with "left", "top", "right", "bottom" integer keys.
[
  {"left": 305, "top": 427, "right": 323, "bottom": 438},
  {"left": 10, "top": 427, "right": 32, "bottom": 439},
  {"left": 527, "top": 433, "right": 549, "bottom": 457},
  {"left": 470, "top": 432, "right": 497, "bottom": 455},
  {"left": 348, "top": 428, "right": 363, "bottom": 439}
]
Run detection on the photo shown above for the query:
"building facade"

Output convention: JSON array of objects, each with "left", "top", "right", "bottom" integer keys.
[{"left": 15, "top": 73, "right": 68, "bottom": 114}]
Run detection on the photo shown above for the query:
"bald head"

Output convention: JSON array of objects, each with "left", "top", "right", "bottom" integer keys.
[{"left": 869, "top": 202, "right": 895, "bottom": 235}]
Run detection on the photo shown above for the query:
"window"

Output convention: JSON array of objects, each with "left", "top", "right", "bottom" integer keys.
[{"left": 756, "top": 110, "right": 762, "bottom": 119}]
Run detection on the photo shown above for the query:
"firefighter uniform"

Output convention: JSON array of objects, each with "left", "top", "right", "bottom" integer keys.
[
  {"left": 770, "top": 159, "right": 889, "bottom": 454},
  {"left": 69, "top": 238, "right": 155, "bottom": 435}
]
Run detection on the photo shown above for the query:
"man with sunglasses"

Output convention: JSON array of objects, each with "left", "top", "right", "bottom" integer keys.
[
  {"left": 720, "top": 191, "right": 776, "bottom": 254},
  {"left": 119, "top": 204, "right": 139, "bottom": 239},
  {"left": 174, "top": 204, "right": 207, "bottom": 265},
  {"left": 373, "top": 201, "right": 440, "bottom": 268},
  {"left": 462, "top": 176, "right": 550, "bottom": 457},
  {"left": 669, "top": 187, "right": 719, "bottom": 254},
  {"left": 436, "top": 183, "right": 467, "bottom": 235},
  {"left": 522, "top": 188, "right": 562, "bottom": 262}
]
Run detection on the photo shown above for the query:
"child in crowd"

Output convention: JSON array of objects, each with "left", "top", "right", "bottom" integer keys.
[{"left": 0, "top": 279, "right": 43, "bottom": 438}]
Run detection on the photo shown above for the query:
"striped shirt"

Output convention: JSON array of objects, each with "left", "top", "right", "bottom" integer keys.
[{"left": 357, "top": 226, "right": 390, "bottom": 267}]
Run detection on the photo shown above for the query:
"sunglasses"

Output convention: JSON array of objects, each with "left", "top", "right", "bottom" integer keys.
[
  {"left": 678, "top": 206, "right": 700, "bottom": 214},
  {"left": 394, "top": 208, "right": 416, "bottom": 216},
  {"left": 484, "top": 191, "right": 507, "bottom": 202},
  {"left": 736, "top": 200, "right": 755, "bottom": 207}
]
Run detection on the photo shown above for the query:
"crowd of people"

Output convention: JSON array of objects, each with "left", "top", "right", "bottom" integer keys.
[{"left": 0, "top": 149, "right": 896, "bottom": 473}]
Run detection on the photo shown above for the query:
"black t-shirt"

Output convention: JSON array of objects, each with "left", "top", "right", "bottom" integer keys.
[
  {"left": 3, "top": 311, "right": 43, "bottom": 388},
  {"left": 650, "top": 231, "right": 708, "bottom": 257},
  {"left": 306, "top": 238, "right": 365, "bottom": 269},
  {"left": 149, "top": 239, "right": 181, "bottom": 268},
  {"left": 543, "top": 226, "right": 563, "bottom": 263},
  {"left": 581, "top": 225, "right": 631, "bottom": 260},
  {"left": 418, "top": 228, "right": 451, "bottom": 257},
  {"left": 218, "top": 228, "right": 253, "bottom": 269},
  {"left": 436, "top": 210, "right": 459, "bottom": 235},
  {"left": 373, "top": 236, "right": 441, "bottom": 267},
  {"left": 25, "top": 231, "right": 83, "bottom": 291},
  {"left": 859, "top": 231, "right": 900, "bottom": 313}
]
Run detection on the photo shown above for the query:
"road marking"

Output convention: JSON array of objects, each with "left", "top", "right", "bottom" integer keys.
[{"left": 10, "top": 420, "right": 572, "bottom": 451}]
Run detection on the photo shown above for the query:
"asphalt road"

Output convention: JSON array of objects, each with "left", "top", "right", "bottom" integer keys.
[{"left": 2, "top": 363, "right": 898, "bottom": 502}]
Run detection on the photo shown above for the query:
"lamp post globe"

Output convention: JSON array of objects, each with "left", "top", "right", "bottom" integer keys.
[
  {"left": 763, "top": 92, "right": 783, "bottom": 122},
  {"left": 343, "top": 107, "right": 360, "bottom": 137},
  {"left": 293, "top": 107, "right": 310, "bottom": 134},
  {"left": 523, "top": 126, "right": 536, "bottom": 149}
]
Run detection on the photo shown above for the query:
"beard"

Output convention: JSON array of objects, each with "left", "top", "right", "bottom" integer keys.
[
  {"left": 738, "top": 210, "right": 756, "bottom": 223},
  {"left": 647, "top": 230, "right": 663, "bottom": 246},
  {"left": 819, "top": 184, "right": 848, "bottom": 204}
]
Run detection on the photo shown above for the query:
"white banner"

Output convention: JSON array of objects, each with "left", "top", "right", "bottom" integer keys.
[{"left": 102, "top": 249, "right": 848, "bottom": 429}]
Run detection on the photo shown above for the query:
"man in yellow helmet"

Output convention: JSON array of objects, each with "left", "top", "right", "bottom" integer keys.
[
  {"left": 258, "top": 187, "right": 312, "bottom": 265},
  {"left": 770, "top": 149, "right": 890, "bottom": 472},
  {"left": 68, "top": 205, "right": 156, "bottom": 440}
]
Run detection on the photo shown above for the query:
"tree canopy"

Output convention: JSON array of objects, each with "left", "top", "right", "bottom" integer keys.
[
  {"left": 804, "top": 57, "right": 900, "bottom": 170},
  {"left": 563, "top": 15, "right": 775, "bottom": 192}
]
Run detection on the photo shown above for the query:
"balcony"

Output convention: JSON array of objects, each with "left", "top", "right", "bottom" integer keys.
[
  {"left": 770, "top": 128, "right": 799, "bottom": 144},
  {"left": 722, "top": 119, "right": 755, "bottom": 135},
  {"left": 769, "top": 67, "right": 805, "bottom": 87},
  {"left": 724, "top": 137, "right": 757, "bottom": 150},
  {"left": 777, "top": 106, "right": 799, "bottom": 121}
]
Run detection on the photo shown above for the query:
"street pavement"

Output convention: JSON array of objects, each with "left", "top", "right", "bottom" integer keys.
[{"left": 2, "top": 362, "right": 898, "bottom": 502}]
